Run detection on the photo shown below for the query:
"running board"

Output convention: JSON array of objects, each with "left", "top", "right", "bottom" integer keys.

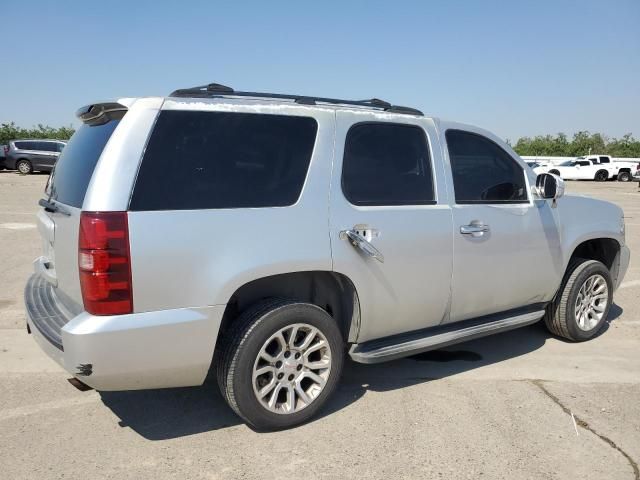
[{"left": 349, "top": 309, "right": 545, "bottom": 364}]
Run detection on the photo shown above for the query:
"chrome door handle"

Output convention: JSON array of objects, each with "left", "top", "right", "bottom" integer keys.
[
  {"left": 339, "top": 230, "right": 384, "bottom": 263},
  {"left": 460, "top": 222, "right": 490, "bottom": 237}
]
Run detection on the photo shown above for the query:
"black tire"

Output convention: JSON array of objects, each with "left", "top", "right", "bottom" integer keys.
[
  {"left": 617, "top": 171, "right": 632, "bottom": 182},
  {"left": 216, "top": 298, "right": 344, "bottom": 430},
  {"left": 549, "top": 169, "right": 561, "bottom": 177},
  {"left": 544, "top": 259, "right": 613, "bottom": 341},
  {"left": 594, "top": 170, "right": 608, "bottom": 182},
  {"left": 16, "top": 159, "right": 33, "bottom": 174}
]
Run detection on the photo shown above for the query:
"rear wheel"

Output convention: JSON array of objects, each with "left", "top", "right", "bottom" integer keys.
[
  {"left": 216, "top": 299, "right": 344, "bottom": 430},
  {"left": 16, "top": 159, "right": 33, "bottom": 174},
  {"left": 617, "top": 171, "right": 632, "bottom": 182},
  {"left": 594, "top": 170, "right": 608, "bottom": 181},
  {"left": 544, "top": 259, "right": 612, "bottom": 341}
]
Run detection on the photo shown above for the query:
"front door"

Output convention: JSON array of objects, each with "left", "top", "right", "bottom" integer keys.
[
  {"left": 443, "top": 128, "right": 562, "bottom": 322},
  {"left": 330, "top": 112, "right": 453, "bottom": 343}
]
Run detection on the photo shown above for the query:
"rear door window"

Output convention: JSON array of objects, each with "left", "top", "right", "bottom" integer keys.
[
  {"left": 130, "top": 111, "right": 318, "bottom": 211},
  {"left": 341, "top": 122, "right": 435, "bottom": 206},
  {"left": 48, "top": 117, "right": 122, "bottom": 207}
]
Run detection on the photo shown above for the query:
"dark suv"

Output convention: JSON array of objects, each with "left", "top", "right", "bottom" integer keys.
[{"left": 3, "top": 139, "right": 66, "bottom": 174}]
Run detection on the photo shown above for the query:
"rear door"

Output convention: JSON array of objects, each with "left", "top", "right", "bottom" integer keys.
[
  {"left": 330, "top": 112, "right": 453, "bottom": 343},
  {"left": 37, "top": 113, "right": 125, "bottom": 311}
]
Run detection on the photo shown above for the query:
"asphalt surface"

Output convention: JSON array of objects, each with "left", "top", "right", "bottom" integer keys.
[{"left": 1, "top": 170, "right": 639, "bottom": 479}]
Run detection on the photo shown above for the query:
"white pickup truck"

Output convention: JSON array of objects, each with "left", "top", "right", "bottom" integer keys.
[{"left": 533, "top": 155, "right": 638, "bottom": 182}]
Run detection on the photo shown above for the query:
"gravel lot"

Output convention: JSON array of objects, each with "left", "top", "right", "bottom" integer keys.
[{"left": 1, "top": 171, "right": 639, "bottom": 480}]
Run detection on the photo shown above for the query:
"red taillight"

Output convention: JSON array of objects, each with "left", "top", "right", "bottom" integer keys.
[{"left": 79, "top": 212, "right": 132, "bottom": 315}]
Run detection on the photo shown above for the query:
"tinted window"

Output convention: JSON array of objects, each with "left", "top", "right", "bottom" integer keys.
[
  {"left": 579, "top": 161, "right": 591, "bottom": 166},
  {"left": 446, "top": 130, "right": 527, "bottom": 204},
  {"left": 38, "top": 142, "right": 56, "bottom": 152},
  {"left": 341, "top": 123, "right": 434, "bottom": 206},
  {"left": 599, "top": 156, "right": 610, "bottom": 163},
  {"left": 49, "top": 118, "right": 121, "bottom": 207},
  {"left": 15, "top": 141, "right": 34, "bottom": 150},
  {"left": 130, "top": 111, "right": 318, "bottom": 211}
]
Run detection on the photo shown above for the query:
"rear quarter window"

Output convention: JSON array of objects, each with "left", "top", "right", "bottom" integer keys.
[
  {"left": 49, "top": 118, "right": 122, "bottom": 207},
  {"left": 129, "top": 111, "right": 318, "bottom": 211}
]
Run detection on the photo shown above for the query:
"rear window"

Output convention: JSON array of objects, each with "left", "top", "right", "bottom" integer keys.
[
  {"left": 48, "top": 118, "right": 121, "bottom": 207},
  {"left": 130, "top": 111, "right": 318, "bottom": 211}
]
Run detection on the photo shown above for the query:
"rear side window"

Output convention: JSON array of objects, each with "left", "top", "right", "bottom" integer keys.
[
  {"left": 446, "top": 130, "right": 528, "bottom": 204},
  {"left": 341, "top": 123, "right": 435, "bottom": 206},
  {"left": 130, "top": 111, "right": 318, "bottom": 211},
  {"left": 15, "top": 141, "right": 32, "bottom": 150},
  {"left": 49, "top": 118, "right": 121, "bottom": 207},
  {"left": 599, "top": 156, "right": 609, "bottom": 163}
]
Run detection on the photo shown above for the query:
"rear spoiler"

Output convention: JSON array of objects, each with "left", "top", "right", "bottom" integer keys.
[{"left": 76, "top": 102, "right": 128, "bottom": 125}]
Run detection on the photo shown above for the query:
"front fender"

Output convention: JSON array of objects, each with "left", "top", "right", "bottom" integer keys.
[{"left": 557, "top": 194, "right": 625, "bottom": 271}]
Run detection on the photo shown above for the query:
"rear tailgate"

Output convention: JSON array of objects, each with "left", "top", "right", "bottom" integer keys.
[{"left": 36, "top": 105, "right": 127, "bottom": 313}]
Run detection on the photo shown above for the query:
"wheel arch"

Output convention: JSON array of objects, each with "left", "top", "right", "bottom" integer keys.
[
  {"left": 566, "top": 237, "right": 622, "bottom": 286},
  {"left": 215, "top": 271, "right": 361, "bottom": 354}
]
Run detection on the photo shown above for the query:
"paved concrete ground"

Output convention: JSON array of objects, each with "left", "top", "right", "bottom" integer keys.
[{"left": 1, "top": 170, "right": 639, "bottom": 479}]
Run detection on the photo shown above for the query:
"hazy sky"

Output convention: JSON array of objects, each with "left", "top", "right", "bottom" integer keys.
[{"left": 1, "top": 0, "right": 638, "bottom": 141}]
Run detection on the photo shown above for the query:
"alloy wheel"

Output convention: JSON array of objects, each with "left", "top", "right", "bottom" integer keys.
[
  {"left": 252, "top": 323, "right": 331, "bottom": 414},
  {"left": 574, "top": 274, "right": 609, "bottom": 331}
]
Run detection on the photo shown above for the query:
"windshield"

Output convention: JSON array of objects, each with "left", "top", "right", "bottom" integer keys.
[{"left": 559, "top": 160, "right": 575, "bottom": 166}]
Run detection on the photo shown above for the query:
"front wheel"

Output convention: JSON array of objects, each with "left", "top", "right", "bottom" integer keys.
[
  {"left": 544, "top": 259, "right": 613, "bottom": 341},
  {"left": 216, "top": 299, "right": 344, "bottom": 430},
  {"left": 594, "top": 170, "right": 608, "bottom": 181}
]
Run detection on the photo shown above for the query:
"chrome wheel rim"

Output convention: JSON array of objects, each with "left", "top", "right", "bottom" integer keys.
[
  {"left": 574, "top": 274, "right": 609, "bottom": 331},
  {"left": 252, "top": 323, "right": 331, "bottom": 415},
  {"left": 18, "top": 162, "right": 30, "bottom": 174}
]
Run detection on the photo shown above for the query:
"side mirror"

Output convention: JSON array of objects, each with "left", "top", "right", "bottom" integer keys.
[{"left": 536, "top": 173, "right": 565, "bottom": 205}]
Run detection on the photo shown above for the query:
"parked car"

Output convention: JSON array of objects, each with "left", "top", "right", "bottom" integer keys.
[
  {"left": 25, "top": 84, "right": 630, "bottom": 430},
  {"left": 4, "top": 139, "right": 66, "bottom": 174},
  {"left": 534, "top": 157, "right": 617, "bottom": 181},
  {"left": 584, "top": 155, "right": 639, "bottom": 182}
]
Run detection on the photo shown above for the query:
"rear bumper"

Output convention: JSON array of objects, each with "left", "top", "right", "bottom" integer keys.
[{"left": 25, "top": 273, "right": 225, "bottom": 391}]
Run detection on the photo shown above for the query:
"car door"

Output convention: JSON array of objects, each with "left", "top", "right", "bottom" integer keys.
[
  {"left": 27, "top": 142, "right": 50, "bottom": 169},
  {"left": 330, "top": 112, "right": 453, "bottom": 343},
  {"left": 40, "top": 141, "right": 59, "bottom": 168},
  {"left": 443, "top": 128, "right": 562, "bottom": 323}
]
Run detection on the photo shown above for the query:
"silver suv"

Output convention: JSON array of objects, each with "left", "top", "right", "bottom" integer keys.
[{"left": 25, "top": 84, "right": 630, "bottom": 430}]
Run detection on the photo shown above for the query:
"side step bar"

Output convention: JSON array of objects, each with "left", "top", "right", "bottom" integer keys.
[{"left": 349, "top": 309, "right": 545, "bottom": 364}]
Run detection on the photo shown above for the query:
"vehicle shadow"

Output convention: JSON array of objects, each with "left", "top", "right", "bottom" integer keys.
[{"left": 100, "top": 304, "right": 623, "bottom": 440}]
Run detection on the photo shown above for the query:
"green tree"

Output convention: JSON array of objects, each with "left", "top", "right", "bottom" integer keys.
[{"left": 0, "top": 122, "right": 75, "bottom": 145}]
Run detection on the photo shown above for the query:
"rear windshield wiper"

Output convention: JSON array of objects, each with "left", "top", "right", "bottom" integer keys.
[{"left": 38, "top": 198, "right": 70, "bottom": 216}]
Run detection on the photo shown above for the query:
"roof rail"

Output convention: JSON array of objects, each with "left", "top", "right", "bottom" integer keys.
[{"left": 169, "top": 83, "right": 423, "bottom": 116}]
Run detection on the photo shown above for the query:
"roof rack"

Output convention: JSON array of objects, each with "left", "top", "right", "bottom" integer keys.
[{"left": 169, "top": 83, "right": 423, "bottom": 116}]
